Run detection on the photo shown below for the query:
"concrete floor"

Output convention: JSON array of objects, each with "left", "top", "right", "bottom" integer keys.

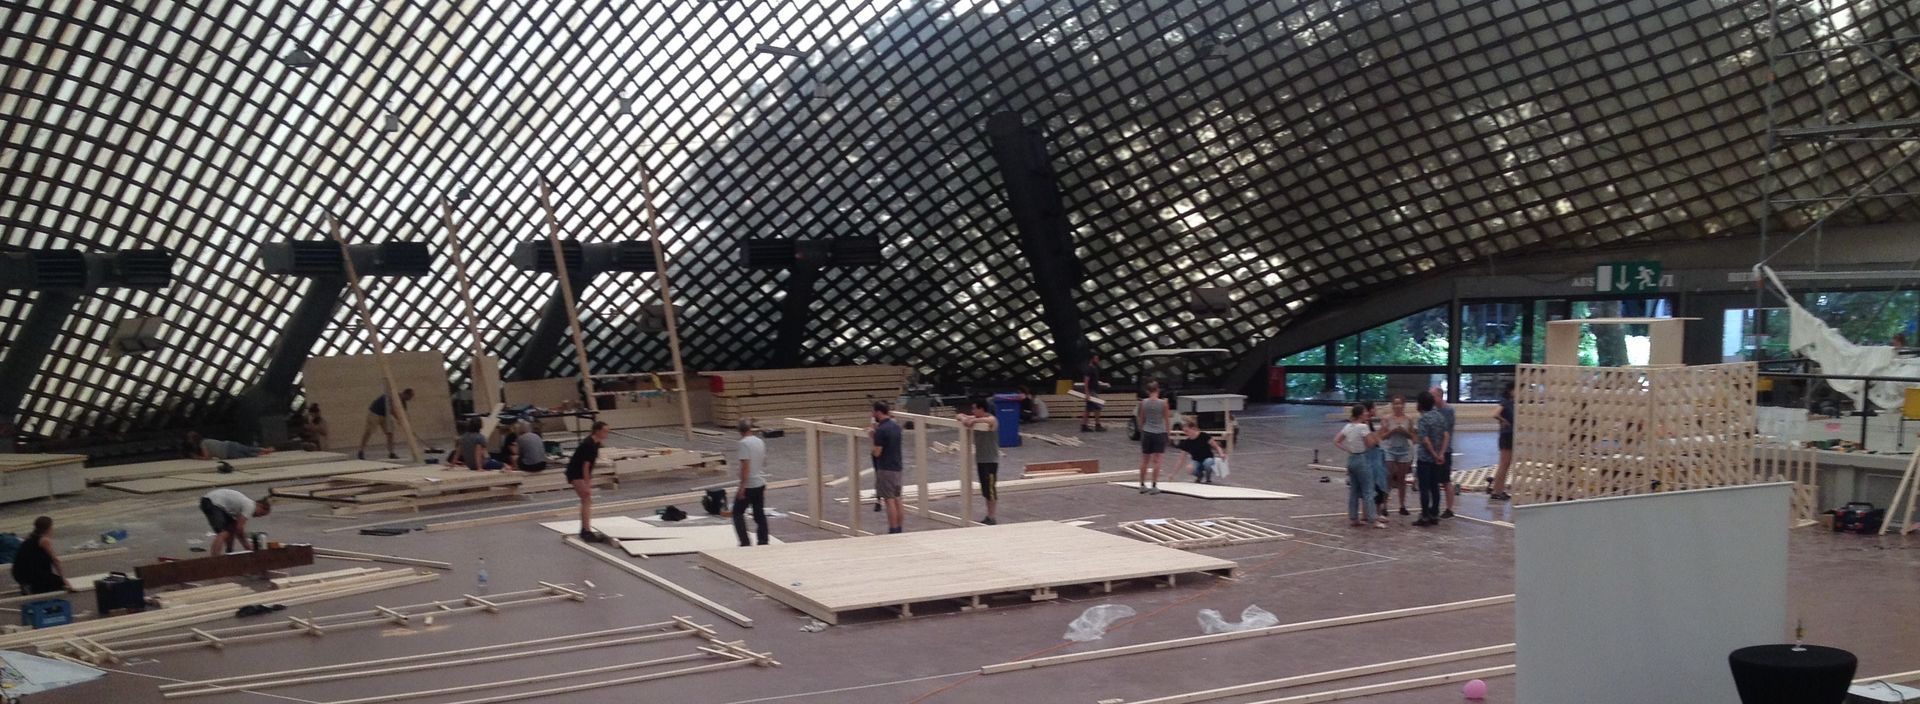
[{"left": 11, "top": 405, "right": 1920, "bottom": 704}]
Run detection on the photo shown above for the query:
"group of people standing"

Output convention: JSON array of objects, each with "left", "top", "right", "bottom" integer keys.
[{"left": 1336, "top": 383, "right": 1517, "bottom": 528}]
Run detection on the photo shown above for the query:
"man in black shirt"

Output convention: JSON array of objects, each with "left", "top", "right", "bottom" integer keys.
[
  {"left": 1080, "top": 353, "right": 1107, "bottom": 432},
  {"left": 870, "top": 402, "right": 906, "bottom": 534},
  {"left": 567, "top": 421, "right": 609, "bottom": 542},
  {"left": 1173, "top": 423, "right": 1227, "bottom": 484}
]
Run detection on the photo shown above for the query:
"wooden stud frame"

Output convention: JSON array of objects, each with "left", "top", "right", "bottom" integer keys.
[{"left": 1510, "top": 362, "right": 1758, "bottom": 505}]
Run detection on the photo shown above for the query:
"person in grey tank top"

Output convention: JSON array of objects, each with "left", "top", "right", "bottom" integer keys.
[
  {"left": 1135, "top": 381, "right": 1173, "bottom": 494},
  {"left": 957, "top": 398, "right": 1002, "bottom": 525}
]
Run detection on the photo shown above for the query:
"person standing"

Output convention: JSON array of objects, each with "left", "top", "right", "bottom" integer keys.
[
  {"left": 1413, "top": 391, "right": 1450, "bottom": 526},
  {"left": 358, "top": 388, "right": 415, "bottom": 460},
  {"left": 1080, "top": 353, "right": 1107, "bottom": 432},
  {"left": 732, "top": 418, "right": 770, "bottom": 546},
  {"left": 199, "top": 488, "right": 270, "bottom": 555},
  {"left": 1363, "top": 401, "right": 1390, "bottom": 519},
  {"left": 1172, "top": 422, "right": 1226, "bottom": 483},
  {"left": 1336, "top": 405, "right": 1384, "bottom": 528},
  {"left": 1434, "top": 387, "right": 1458, "bottom": 518},
  {"left": 869, "top": 402, "right": 906, "bottom": 533},
  {"left": 1135, "top": 381, "right": 1172, "bottom": 494},
  {"left": 10, "top": 517, "right": 67, "bottom": 594},
  {"left": 956, "top": 399, "right": 1002, "bottom": 524},
  {"left": 567, "top": 421, "right": 608, "bottom": 542},
  {"left": 1490, "top": 382, "right": 1516, "bottom": 501},
  {"left": 1380, "top": 395, "right": 1417, "bottom": 515}
]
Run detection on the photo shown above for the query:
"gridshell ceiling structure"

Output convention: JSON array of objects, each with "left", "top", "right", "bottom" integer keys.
[{"left": 5, "top": 0, "right": 1920, "bottom": 439}]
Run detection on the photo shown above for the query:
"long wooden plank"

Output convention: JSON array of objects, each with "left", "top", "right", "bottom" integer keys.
[
  {"left": 312, "top": 547, "right": 452, "bottom": 570},
  {"left": 1124, "top": 644, "right": 1516, "bottom": 704},
  {"left": 563, "top": 536, "right": 753, "bottom": 627},
  {"left": 978, "top": 594, "right": 1515, "bottom": 674},
  {"left": 1242, "top": 665, "right": 1516, "bottom": 704}
]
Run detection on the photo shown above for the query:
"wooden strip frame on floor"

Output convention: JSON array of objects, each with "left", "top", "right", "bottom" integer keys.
[
  {"left": 563, "top": 536, "right": 753, "bottom": 628},
  {"left": 978, "top": 594, "right": 1515, "bottom": 674},
  {"left": 163, "top": 626, "right": 709, "bottom": 699},
  {"left": 1122, "top": 644, "right": 1515, "bottom": 704},
  {"left": 1241, "top": 664, "right": 1515, "bottom": 704}
]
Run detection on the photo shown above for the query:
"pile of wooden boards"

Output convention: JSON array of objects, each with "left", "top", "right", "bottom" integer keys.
[
  {"left": 1037, "top": 393, "right": 1138, "bottom": 422},
  {"left": 92, "top": 452, "right": 400, "bottom": 494},
  {"left": 0, "top": 496, "right": 185, "bottom": 527},
  {"left": 0, "top": 453, "right": 86, "bottom": 503},
  {"left": 1118, "top": 517, "right": 1293, "bottom": 550},
  {"left": 273, "top": 448, "right": 723, "bottom": 515},
  {"left": 704, "top": 366, "right": 910, "bottom": 426}
]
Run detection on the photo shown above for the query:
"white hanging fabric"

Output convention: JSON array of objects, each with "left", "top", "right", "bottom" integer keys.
[{"left": 1765, "top": 266, "right": 1920, "bottom": 410}]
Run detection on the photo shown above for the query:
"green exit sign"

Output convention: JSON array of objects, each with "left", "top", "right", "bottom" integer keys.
[{"left": 1595, "top": 261, "right": 1662, "bottom": 293}]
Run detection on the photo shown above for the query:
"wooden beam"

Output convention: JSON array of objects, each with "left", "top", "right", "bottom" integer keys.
[
  {"left": 1240, "top": 664, "right": 1515, "bottom": 704},
  {"left": 439, "top": 196, "right": 498, "bottom": 410},
  {"left": 535, "top": 178, "right": 599, "bottom": 412},
  {"left": 635, "top": 163, "right": 696, "bottom": 442},
  {"left": 978, "top": 594, "right": 1514, "bottom": 674},
  {"left": 1856, "top": 669, "right": 1920, "bottom": 685},
  {"left": 311, "top": 547, "right": 452, "bottom": 570},
  {"left": 562, "top": 536, "right": 753, "bottom": 627},
  {"left": 1123, "top": 644, "right": 1515, "bottom": 704},
  {"left": 327, "top": 213, "right": 423, "bottom": 463}
]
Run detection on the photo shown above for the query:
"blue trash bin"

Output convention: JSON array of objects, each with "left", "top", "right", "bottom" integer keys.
[{"left": 992, "top": 393, "right": 1022, "bottom": 448}]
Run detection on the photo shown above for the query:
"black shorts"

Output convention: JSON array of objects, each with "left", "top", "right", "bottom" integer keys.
[
  {"left": 200, "top": 497, "right": 237, "bottom": 535},
  {"left": 976, "top": 463, "right": 999, "bottom": 501},
  {"left": 564, "top": 465, "right": 587, "bottom": 482},
  {"left": 1141, "top": 432, "right": 1168, "bottom": 454},
  {"left": 1498, "top": 434, "right": 1513, "bottom": 450}
]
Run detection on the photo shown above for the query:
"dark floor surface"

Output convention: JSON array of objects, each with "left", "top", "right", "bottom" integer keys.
[{"left": 10, "top": 405, "right": 1919, "bottom": 704}]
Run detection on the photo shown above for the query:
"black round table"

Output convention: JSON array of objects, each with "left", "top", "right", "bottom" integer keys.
[{"left": 1728, "top": 644, "right": 1856, "bottom": 704}]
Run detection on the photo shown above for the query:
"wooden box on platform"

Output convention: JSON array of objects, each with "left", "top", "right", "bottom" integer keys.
[
  {"left": 704, "top": 366, "right": 910, "bottom": 426},
  {"left": 136, "top": 545, "right": 316, "bottom": 588},
  {"left": 1510, "top": 362, "right": 1761, "bottom": 504},
  {"left": 0, "top": 454, "right": 86, "bottom": 503}
]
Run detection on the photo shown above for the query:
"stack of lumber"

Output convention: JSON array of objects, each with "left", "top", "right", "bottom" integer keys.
[
  {"left": 272, "top": 465, "right": 608, "bottom": 515},
  {"left": 600, "top": 447, "right": 726, "bottom": 478},
  {"left": 3, "top": 568, "right": 437, "bottom": 661},
  {"left": 101, "top": 457, "right": 399, "bottom": 495},
  {"left": 704, "top": 366, "right": 911, "bottom": 426},
  {"left": 149, "top": 583, "right": 256, "bottom": 608},
  {"left": 1037, "top": 393, "right": 1139, "bottom": 421},
  {"left": 0, "top": 453, "right": 87, "bottom": 503}
]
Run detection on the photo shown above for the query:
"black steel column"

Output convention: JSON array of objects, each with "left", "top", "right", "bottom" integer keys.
[
  {"left": 0, "top": 291, "right": 79, "bottom": 426},
  {"left": 233, "top": 277, "right": 345, "bottom": 443},
  {"left": 985, "top": 111, "right": 1086, "bottom": 380},
  {"left": 510, "top": 268, "right": 593, "bottom": 381},
  {"left": 771, "top": 266, "right": 822, "bottom": 368}
]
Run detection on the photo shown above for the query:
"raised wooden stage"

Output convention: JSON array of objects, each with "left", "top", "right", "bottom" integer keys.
[{"left": 697, "top": 521, "right": 1237, "bottom": 624}]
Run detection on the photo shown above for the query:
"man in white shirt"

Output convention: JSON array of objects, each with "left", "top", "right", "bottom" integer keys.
[
  {"left": 199, "top": 488, "right": 271, "bottom": 555},
  {"left": 732, "top": 418, "right": 770, "bottom": 547}
]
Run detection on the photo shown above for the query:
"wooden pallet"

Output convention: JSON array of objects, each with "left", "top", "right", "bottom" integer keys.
[
  {"left": 1037, "top": 394, "right": 1138, "bottom": 420},
  {"left": 1118, "top": 517, "right": 1293, "bottom": 550},
  {"left": 702, "top": 366, "right": 909, "bottom": 425},
  {"left": 697, "top": 521, "right": 1236, "bottom": 624}
]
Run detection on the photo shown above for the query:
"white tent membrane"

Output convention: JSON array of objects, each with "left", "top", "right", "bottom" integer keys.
[{"left": 1765, "top": 266, "right": 1920, "bottom": 411}]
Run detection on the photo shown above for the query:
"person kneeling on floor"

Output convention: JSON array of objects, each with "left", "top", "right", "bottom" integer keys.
[{"left": 1173, "top": 422, "right": 1227, "bottom": 484}]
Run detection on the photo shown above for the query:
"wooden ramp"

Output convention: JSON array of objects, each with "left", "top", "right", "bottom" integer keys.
[{"left": 697, "top": 521, "right": 1236, "bottom": 624}]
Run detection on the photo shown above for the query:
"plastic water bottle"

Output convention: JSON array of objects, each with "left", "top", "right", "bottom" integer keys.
[{"left": 475, "top": 557, "right": 489, "bottom": 591}]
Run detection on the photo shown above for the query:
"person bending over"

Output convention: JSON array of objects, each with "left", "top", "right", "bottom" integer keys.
[
  {"left": 200, "top": 488, "right": 271, "bottom": 555},
  {"left": 1173, "top": 423, "right": 1227, "bottom": 484},
  {"left": 357, "top": 388, "right": 415, "bottom": 460}
]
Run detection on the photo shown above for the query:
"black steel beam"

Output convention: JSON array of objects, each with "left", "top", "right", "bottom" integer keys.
[
  {"left": 770, "top": 266, "right": 822, "bottom": 368},
  {"left": 985, "top": 111, "right": 1086, "bottom": 380},
  {"left": 510, "top": 268, "right": 593, "bottom": 381},
  {"left": 232, "top": 277, "right": 344, "bottom": 443},
  {"left": 0, "top": 291, "right": 80, "bottom": 427}
]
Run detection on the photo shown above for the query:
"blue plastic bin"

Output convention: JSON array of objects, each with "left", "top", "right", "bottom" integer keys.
[
  {"left": 992, "top": 393, "right": 1022, "bottom": 448},
  {"left": 21, "top": 598, "right": 72, "bottom": 629}
]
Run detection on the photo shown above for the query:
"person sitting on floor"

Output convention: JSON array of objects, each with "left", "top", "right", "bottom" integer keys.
[
  {"left": 514, "top": 421, "right": 549, "bottom": 471},
  {"left": 184, "top": 431, "right": 272, "bottom": 460},
  {"left": 448, "top": 418, "right": 502, "bottom": 470},
  {"left": 10, "top": 517, "right": 68, "bottom": 595}
]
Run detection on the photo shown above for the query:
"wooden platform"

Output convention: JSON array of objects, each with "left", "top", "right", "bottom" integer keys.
[
  {"left": 697, "top": 521, "right": 1237, "bottom": 624},
  {"left": 104, "top": 459, "right": 398, "bottom": 494},
  {"left": 85, "top": 451, "right": 354, "bottom": 484}
]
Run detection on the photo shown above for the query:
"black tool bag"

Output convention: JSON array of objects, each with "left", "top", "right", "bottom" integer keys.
[
  {"left": 701, "top": 489, "right": 727, "bottom": 515},
  {"left": 1832, "top": 502, "right": 1886, "bottom": 533},
  {"left": 94, "top": 572, "right": 146, "bottom": 615}
]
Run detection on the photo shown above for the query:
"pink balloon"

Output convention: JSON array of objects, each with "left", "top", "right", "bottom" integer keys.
[{"left": 1462, "top": 679, "right": 1489, "bottom": 700}]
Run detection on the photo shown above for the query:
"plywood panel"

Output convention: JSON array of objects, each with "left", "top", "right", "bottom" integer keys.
[
  {"left": 303, "top": 351, "right": 455, "bottom": 451},
  {"left": 698, "top": 521, "right": 1235, "bottom": 623},
  {"left": 1515, "top": 483, "right": 1789, "bottom": 703}
]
